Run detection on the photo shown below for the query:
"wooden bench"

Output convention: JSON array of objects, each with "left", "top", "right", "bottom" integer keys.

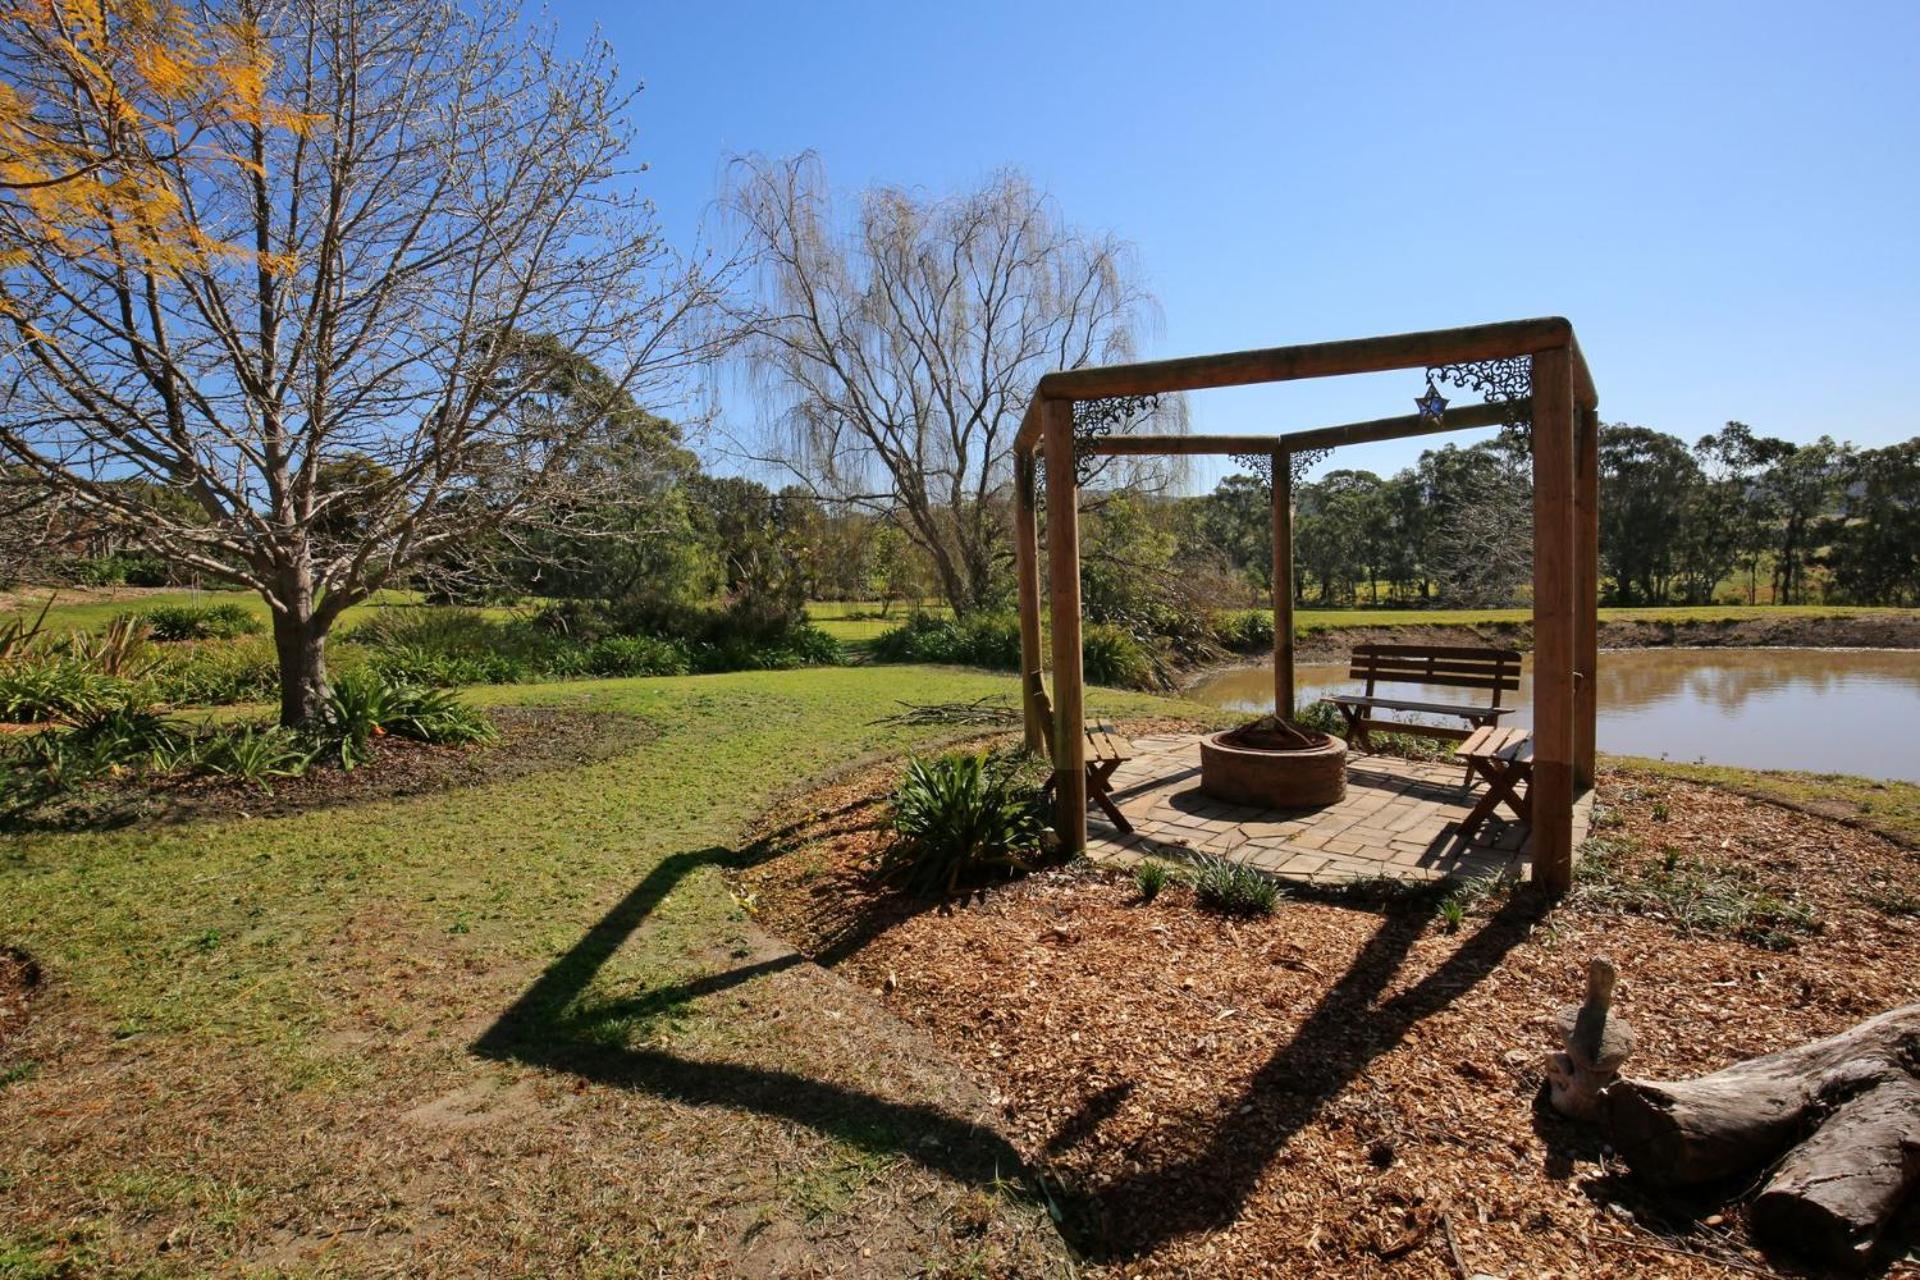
[
  {"left": 1026, "top": 671, "right": 1134, "bottom": 833},
  {"left": 1323, "top": 644, "right": 1523, "bottom": 776},
  {"left": 1455, "top": 724, "right": 1533, "bottom": 837}
]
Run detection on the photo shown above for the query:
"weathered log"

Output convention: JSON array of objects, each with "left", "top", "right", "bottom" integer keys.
[
  {"left": 1602, "top": 1002, "right": 1920, "bottom": 1266},
  {"left": 1752, "top": 1074, "right": 1920, "bottom": 1269}
]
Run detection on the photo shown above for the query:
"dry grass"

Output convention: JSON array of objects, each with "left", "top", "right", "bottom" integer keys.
[{"left": 742, "top": 762, "right": 1920, "bottom": 1278}]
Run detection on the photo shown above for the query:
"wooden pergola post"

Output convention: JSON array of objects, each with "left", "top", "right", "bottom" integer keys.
[
  {"left": 1530, "top": 347, "right": 1578, "bottom": 892},
  {"left": 1574, "top": 404, "right": 1600, "bottom": 789},
  {"left": 1040, "top": 397, "right": 1087, "bottom": 853},
  {"left": 1271, "top": 449, "right": 1294, "bottom": 718},
  {"left": 1013, "top": 446, "right": 1046, "bottom": 754}
]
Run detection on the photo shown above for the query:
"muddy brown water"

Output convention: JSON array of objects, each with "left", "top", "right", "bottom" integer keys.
[{"left": 1184, "top": 649, "right": 1920, "bottom": 781}]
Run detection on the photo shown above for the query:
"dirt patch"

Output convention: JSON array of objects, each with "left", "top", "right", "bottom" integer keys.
[
  {"left": 9, "top": 707, "right": 655, "bottom": 828},
  {"left": 741, "top": 759, "right": 1920, "bottom": 1277},
  {"left": 0, "top": 948, "right": 37, "bottom": 1056},
  {"left": 1284, "top": 613, "right": 1920, "bottom": 663}
]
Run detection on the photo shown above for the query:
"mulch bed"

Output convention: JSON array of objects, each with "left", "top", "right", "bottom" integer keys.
[
  {"left": 6, "top": 707, "right": 656, "bottom": 828},
  {"left": 737, "top": 747, "right": 1920, "bottom": 1278}
]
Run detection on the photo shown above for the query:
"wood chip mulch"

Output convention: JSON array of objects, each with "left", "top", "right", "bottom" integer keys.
[{"left": 736, "top": 754, "right": 1920, "bottom": 1279}]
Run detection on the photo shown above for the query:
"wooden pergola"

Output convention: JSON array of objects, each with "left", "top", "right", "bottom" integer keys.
[{"left": 1012, "top": 317, "right": 1600, "bottom": 892}]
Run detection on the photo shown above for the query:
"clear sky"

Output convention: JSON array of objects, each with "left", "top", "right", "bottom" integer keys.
[{"left": 547, "top": 1, "right": 1920, "bottom": 491}]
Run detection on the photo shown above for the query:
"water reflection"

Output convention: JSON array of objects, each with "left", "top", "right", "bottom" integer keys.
[{"left": 1184, "top": 649, "right": 1920, "bottom": 781}]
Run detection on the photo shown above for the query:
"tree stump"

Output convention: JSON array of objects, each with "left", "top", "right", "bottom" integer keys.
[{"left": 1601, "top": 1002, "right": 1920, "bottom": 1269}]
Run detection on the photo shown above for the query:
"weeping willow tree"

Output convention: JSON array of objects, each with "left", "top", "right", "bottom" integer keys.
[{"left": 725, "top": 153, "right": 1181, "bottom": 615}]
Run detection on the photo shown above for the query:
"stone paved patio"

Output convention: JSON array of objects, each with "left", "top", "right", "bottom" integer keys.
[{"left": 1086, "top": 732, "right": 1592, "bottom": 885}]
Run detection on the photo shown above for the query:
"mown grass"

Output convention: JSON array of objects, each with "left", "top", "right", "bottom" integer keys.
[
  {"left": 0, "top": 665, "right": 1188, "bottom": 1275},
  {"left": 0, "top": 586, "right": 472, "bottom": 637},
  {"left": 1601, "top": 753, "right": 1920, "bottom": 848}
]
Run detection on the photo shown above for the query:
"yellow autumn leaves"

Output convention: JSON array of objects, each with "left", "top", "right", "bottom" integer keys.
[{"left": 1, "top": 0, "right": 315, "bottom": 287}]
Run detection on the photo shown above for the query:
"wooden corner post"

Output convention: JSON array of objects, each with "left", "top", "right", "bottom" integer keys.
[
  {"left": 1040, "top": 397, "right": 1087, "bottom": 852},
  {"left": 1530, "top": 347, "right": 1577, "bottom": 892},
  {"left": 1574, "top": 403, "right": 1600, "bottom": 790},
  {"left": 1271, "top": 449, "right": 1294, "bottom": 718},
  {"left": 1013, "top": 443, "right": 1046, "bottom": 754}
]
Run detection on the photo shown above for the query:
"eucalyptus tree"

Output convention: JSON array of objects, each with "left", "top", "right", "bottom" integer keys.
[
  {"left": 724, "top": 153, "right": 1178, "bottom": 615},
  {"left": 1598, "top": 425, "right": 1700, "bottom": 604},
  {"left": 0, "top": 0, "right": 727, "bottom": 724}
]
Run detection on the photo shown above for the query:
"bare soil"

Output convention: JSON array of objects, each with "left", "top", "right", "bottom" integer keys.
[
  {"left": 0, "top": 948, "right": 36, "bottom": 1055},
  {"left": 739, "top": 756, "right": 1920, "bottom": 1278}
]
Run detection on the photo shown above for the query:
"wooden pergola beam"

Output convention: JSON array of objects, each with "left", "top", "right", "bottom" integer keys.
[
  {"left": 1077, "top": 401, "right": 1524, "bottom": 459},
  {"left": 1019, "top": 317, "right": 1590, "bottom": 442}
]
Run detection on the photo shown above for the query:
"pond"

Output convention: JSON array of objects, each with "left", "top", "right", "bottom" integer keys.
[{"left": 1183, "top": 648, "right": 1920, "bottom": 782}]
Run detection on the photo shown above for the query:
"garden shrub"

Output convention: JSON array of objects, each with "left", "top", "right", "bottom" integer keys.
[
  {"left": 319, "top": 669, "right": 497, "bottom": 768},
  {"left": 148, "top": 638, "right": 281, "bottom": 705},
  {"left": 586, "top": 634, "right": 692, "bottom": 678},
  {"left": 879, "top": 748, "right": 1050, "bottom": 896},
  {"left": 1081, "top": 624, "right": 1154, "bottom": 688},
  {"left": 197, "top": 726, "right": 314, "bottom": 790},
  {"left": 869, "top": 612, "right": 1022, "bottom": 668},
  {"left": 133, "top": 603, "right": 263, "bottom": 642},
  {"left": 872, "top": 611, "right": 1156, "bottom": 688},
  {"left": 1214, "top": 610, "right": 1275, "bottom": 654},
  {"left": 0, "top": 660, "right": 141, "bottom": 723}
]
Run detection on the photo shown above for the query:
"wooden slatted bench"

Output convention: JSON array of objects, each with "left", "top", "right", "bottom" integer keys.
[
  {"left": 1455, "top": 724, "right": 1534, "bottom": 837},
  {"left": 1027, "top": 671, "right": 1134, "bottom": 833},
  {"left": 1323, "top": 644, "right": 1523, "bottom": 773}
]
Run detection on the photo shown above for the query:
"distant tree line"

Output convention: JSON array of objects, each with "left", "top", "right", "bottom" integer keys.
[{"left": 1178, "top": 424, "right": 1920, "bottom": 609}]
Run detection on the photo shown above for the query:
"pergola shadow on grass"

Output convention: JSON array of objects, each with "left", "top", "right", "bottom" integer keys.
[
  {"left": 469, "top": 778, "right": 1551, "bottom": 1263},
  {"left": 1013, "top": 318, "right": 1602, "bottom": 890},
  {"left": 469, "top": 815, "right": 1065, "bottom": 1207}
]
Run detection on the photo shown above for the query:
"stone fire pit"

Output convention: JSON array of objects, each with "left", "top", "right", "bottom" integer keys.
[{"left": 1199, "top": 717, "right": 1348, "bottom": 809}]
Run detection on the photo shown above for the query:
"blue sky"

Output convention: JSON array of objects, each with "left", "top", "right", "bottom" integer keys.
[{"left": 549, "top": 1, "right": 1919, "bottom": 490}]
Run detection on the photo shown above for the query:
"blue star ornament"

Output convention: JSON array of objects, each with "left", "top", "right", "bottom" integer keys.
[{"left": 1415, "top": 383, "right": 1449, "bottom": 422}]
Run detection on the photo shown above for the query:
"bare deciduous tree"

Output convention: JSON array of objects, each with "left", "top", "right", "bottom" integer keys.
[
  {"left": 724, "top": 153, "right": 1179, "bottom": 615},
  {"left": 0, "top": 0, "right": 727, "bottom": 724}
]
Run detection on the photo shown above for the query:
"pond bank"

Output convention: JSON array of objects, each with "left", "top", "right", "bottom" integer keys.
[{"left": 1281, "top": 610, "right": 1920, "bottom": 663}]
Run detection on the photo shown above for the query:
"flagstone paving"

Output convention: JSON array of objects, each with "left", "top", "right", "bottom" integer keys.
[{"left": 1085, "top": 732, "right": 1592, "bottom": 885}]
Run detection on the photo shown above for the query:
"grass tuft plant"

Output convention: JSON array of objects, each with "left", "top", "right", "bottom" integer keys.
[
  {"left": 1191, "top": 855, "right": 1282, "bottom": 916},
  {"left": 1134, "top": 859, "right": 1172, "bottom": 902}
]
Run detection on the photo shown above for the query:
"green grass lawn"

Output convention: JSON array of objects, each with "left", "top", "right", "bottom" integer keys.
[
  {"left": 0, "top": 586, "right": 482, "bottom": 636},
  {"left": 0, "top": 665, "right": 1186, "bottom": 1276},
  {"left": 807, "top": 600, "right": 951, "bottom": 655}
]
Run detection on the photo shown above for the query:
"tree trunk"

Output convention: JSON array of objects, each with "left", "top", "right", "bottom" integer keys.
[
  {"left": 1602, "top": 1003, "right": 1920, "bottom": 1268},
  {"left": 272, "top": 609, "right": 331, "bottom": 728}
]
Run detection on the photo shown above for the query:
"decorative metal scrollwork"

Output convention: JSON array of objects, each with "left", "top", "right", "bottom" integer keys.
[
  {"left": 1227, "top": 446, "right": 1331, "bottom": 489},
  {"left": 1070, "top": 394, "right": 1161, "bottom": 485},
  {"left": 1424, "top": 355, "right": 1533, "bottom": 442}
]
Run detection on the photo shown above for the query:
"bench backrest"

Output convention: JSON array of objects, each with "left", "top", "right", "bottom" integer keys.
[{"left": 1349, "top": 644, "right": 1522, "bottom": 707}]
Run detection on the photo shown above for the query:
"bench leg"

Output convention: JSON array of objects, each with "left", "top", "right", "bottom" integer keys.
[
  {"left": 1460, "top": 760, "right": 1531, "bottom": 839},
  {"left": 1087, "top": 760, "right": 1132, "bottom": 834}
]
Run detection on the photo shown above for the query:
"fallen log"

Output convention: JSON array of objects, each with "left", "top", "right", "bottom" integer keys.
[
  {"left": 1600, "top": 1002, "right": 1920, "bottom": 1268},
  {"left": 1751, "top": 1074, "right": 1920, "bottom": 1268}
]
